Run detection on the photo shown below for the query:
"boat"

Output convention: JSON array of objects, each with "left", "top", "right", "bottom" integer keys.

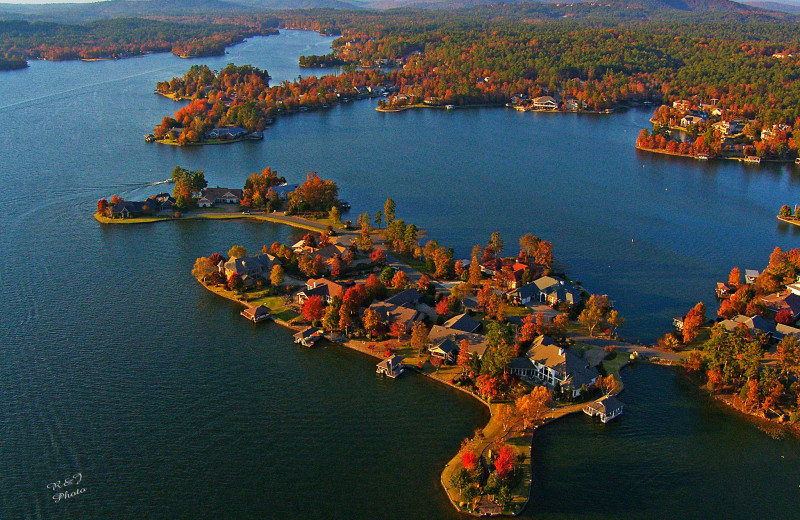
[
  {"left": 445, "top": 104, "right": 455, "bottom": 110},
  {"left": 744, "top": 156, "right": 761, "bottom": 164},
  {"left": 696, "top": 154, "right": 709, "bottom": 160},
  {"left": 144, "top": 134, "right": 155, "bottom": 143},
  {"left": 795, "top": 157, "right": 800, "bottom": 165}
]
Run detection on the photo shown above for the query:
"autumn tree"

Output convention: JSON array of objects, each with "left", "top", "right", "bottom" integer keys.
[
  {"left": 494, "top": 404, "right": 516, "bottom": 433},
  {"left": 494, "top": 445, "right": 515, "bottom": 480},
  {"left": 607, "top": 310, "right": 625, "bottom": 335},
  {"left": 192, "top": 257, "right": 216, "bottom": 282},
  {"left": 476, "top": 374, "right": 502, "bottom": 400},
  {"left": 270, "top": 264, "right": 284, "bottom": 286},
  {"left": 597, "top": 374, "right": 621, "bottom": 395},
  {"left": 417, "top": 274, "right": 431, "bottom": 293},
  {"left": 384, "top": 198, "right": 396, "bottom": 224},
  {"left": 728, "top": 267, "right": 741, "bottom": 289},
  {"left": 228, "top": 245, "right": 247, "bottom": 259},
  {"left": 457, "top": 339, "right": 472, "bottom": 371},
  {"left": 410, "top": 321, "right": 429, "bottom": 354},
  {"left": 516, "top": 386, "right": 551, "bottom": 428},
  {"left": 682, "top": 302, "right": 706, "bottom": 343},
  {"left": 302, "top": 295, "right": 325, "bottom": 323},
  {"left": 97, "top": 198, "right": 108, "bottom": 215},
  {"left": 519, "top": 233, "right": 540, "bottom": 262},
  {"left": 391, "top": 270, "right": 409, "bottom": 289},
  {"left": 461, "top": 450, "right": 478, "bottom": 472},
  {"left": 578, "top": 294, "right": 610, "bottom": 336},
  {"left": 468, "top": 254, "right": 482, "bottom": 286},
  {"left": 363, "top": 309, "right": 383, "bottom": 338},
  {"left": 227, "top": 272, "right": 242, "bottom": 292},
  {"left": 534, "top": 241, "right": 554, "bottom": 268}
]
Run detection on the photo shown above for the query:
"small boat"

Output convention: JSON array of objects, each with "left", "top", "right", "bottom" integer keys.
[
  {"left": 445, "top": 104, "right": 455, "bottom": 110},
  {"left": 144, "top": 134, "right": 155, "bottom": 143}
]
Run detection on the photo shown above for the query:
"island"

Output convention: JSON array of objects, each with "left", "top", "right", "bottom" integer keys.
[{"left": 104, "top": 167, "right": 652, "bottom": 515}]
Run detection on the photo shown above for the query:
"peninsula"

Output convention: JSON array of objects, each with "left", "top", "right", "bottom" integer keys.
[{"left": 105, "top": 166, "right": 649, "bottom": 515}]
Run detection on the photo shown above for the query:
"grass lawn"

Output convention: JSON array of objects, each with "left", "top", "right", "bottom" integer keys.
[
  {"left": 601, "top": 351, "right": 632, "bottom": 381},
  {"left": 505, "top": 305, "right": 532, "bottom": 318},
  {"left": 94, "top": 213, "right": 171, "bottom": 224}
]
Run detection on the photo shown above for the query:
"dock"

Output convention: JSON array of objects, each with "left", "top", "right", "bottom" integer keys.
[
  {"left": 294, "top": 326, "right": 323, "bottom": 347},
  {"left": 376, "top": 355, "right": 405, "bottom": 378},
  {"left": 583, "top": 396, "right": 624, "bottom": 423},
  {"left": 241, "top": 305, "right": 271, "bottom": 323}
]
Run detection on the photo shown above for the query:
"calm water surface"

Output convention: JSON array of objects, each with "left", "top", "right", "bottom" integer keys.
[{"left": 0, "top": 30, "right": 798, "bottom": 519}]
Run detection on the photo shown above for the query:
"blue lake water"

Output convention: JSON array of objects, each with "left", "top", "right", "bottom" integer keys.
[{"left": 1, "top": 29, "right": 798, "bottom": 519}]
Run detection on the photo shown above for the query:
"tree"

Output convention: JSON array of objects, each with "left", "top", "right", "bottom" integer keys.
[
  {"left": 391, "top": 270, "right": 409, "bottom": 289},
  {"left": 728, "top": 267, "right": 741, "bottom": 288},
  {"left": 476, "top": 374, "right": 501, "bottom": 400},
  {"left": 776, "top": 334, "right": 800, "bottom": 377},
  {"left": 370, "top": 248, "right": 387, "bottom": 265},
  {"left": 769, "top": 246, "right": 787, "bottom": 268},
  {"left": 494, "top": 445, "right": 515, "bottom": 480},
  {"left": 323, "top": 303, "right": 340, "bottom": 331},
  {"left": 607, "top": 309, "right": 625, "bottom": 335},
  {"left": 384, "top": 198, "right": 396, "bottom": 224},
  {"left": 468, "top": 254, "right": 482, "bottom": 286},
  {"left": 338, "top": 308, "right": 354, "bottom": 334},
  {"left": 682, "top": 303, "right": 705, "bottom": 343},
  {"left": 329, "top": 256, "right": 342, "bottom": 278},
  {"left": 598, "top": 374, "right": 620, "bottom": 395},
  {"left": 775, "top": 309, "right": 794, "bottom": 325},
  {"left": 520, "top": 314, "right": 537, "bottom": 343},
  {"left": 534, "top": 241, "right": 554, "bottom": 268},
  {"left": 417, "top": 274, "right": 431, "bottom": 293},
  {"left": 228, "top": 245, "right": 247, "bottom": 259},
  {"left": 779, "top": 205, "right": 792, "bottom": 217},
  {"left": 488, "top": 232, "right": 503, "bottom": 258},
  {"left": 363, "top": 309, "right": 382, "bottom": 338},
  {"left": 578, "top": 294, "right": 609, "bottom": 336},
  {"left": 343, "top": 284, "right": 367, "bottom": 309},
  {"left": 365, "top": 274, "right": 385, "bottom": 301},
  {"left": 410, "top": 321, "right": 429, "bottom": 354},
  {"left": 436, "top": 296, "right": 451, "bottom": 316},
  {"left": 449, "top": 468, "right": 470, "bottom": 495},
  {"left": 329, "top": 205, "right": 342, "bottom": 226},
  {"left": 270, "top": 264, "right": 284, "bottom": 286},
  {"left": 551, "top": 314, "right": 568, "bottom": 339},
  {"left": 302, "top": 295, "right": 325, "bottom": 322},
  {"left": 192, "top": 257, "right": 216, "bottom": 282},
  {"left": 389, "top": 321, "right": 408, "bottom": 338},
  {"left": 97, "top": 198, "right": 108, "bottom": 215},
  {"left": 227, "top": 272, "right": 242, "bottom": 292},
  {"left": 519, "top": 233, "right": 540, "bottom": 262},
  {"left": 516, "top": 386, "right": 551, "bottom": 428},
  {"left": 374, "top": 209, "right": 383, "bottom": 227},
  {"left": 461, "top": 451, "right": 478, "bottom": 472},
  {"left": 494, "top": 403, "right": 515, "bottom": 433},
  {"left": 457, "top": 339, "right": 471, "bottom": 371}
]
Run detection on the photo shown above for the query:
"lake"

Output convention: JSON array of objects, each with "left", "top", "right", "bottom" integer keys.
[{"left": 0, "top": 29, "right": 798, "bottom": 519}]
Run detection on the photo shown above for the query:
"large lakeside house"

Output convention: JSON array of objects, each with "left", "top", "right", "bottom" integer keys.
[
  {"left": 198, "top": 187, "right": 244, "bottom": 208},
  {"left": 107, "top": 193, "right": 176, "bottom": 219},
  {"left": 508, "top": 335, "right": 599, "bottom": 398},
  {"left": 222, "top": 253, "right": 280, "bottom": 286}
]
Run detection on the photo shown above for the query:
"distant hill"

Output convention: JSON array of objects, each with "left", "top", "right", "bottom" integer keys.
[
  {"left": 234, "top": 0, "right": 362, "bottom": 9},
  {"left": 0, "top": 0, "right": 256, "bottom": 23},
  {"left": 365, "top": 0, "right": 763, "bottom": 11},
  {"left": 741, "top": 0, "right": 800, "bottom": 12}
]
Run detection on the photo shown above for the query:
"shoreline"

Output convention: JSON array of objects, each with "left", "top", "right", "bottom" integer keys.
[
  {"left": 777, "top": 215, "right": 800, "bottom": 227},
  {"left": 636, "top": 145, "right": 796, "bottom": 164},
  {"left": 94, "top": 211, "right": 331, "bottom": 234}
]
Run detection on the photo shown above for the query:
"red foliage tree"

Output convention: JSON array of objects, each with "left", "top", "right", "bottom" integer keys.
[
  {"left": 436, "top": 297, "right": 450, "bottom": 316},
  {"left": 343, "top": 284, "right": 366, "bottom": 309},
  {"left": 370, "top": 248, "right": 387, "bottom": 265},
  {"left": 417, "top": 274, "right": 431, "bottom": 293},
  {"left": 494, "top": 445, "right": 515, "bottom": 480},
  {"left": 97, "top": 198, "right": 108, "bottom": 215},
  {"left": 775, "top": 309, "right": 794, "bottom": 325},
  {"left": 302, "top": 295, "right": 325, "bottom": 322},
  {"left": 461, "top": 451, "right": 478, "bottom": 472}
]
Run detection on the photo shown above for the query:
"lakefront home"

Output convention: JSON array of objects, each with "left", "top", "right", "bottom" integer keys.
[
  {"left": 532, "top": 96, "right": 558, "bottom": 110},
  {"left": 295, "top": 278, "right": 346, "bottom": 304},
  {"left": 519, "top": 335, "right": 599, "bottom": 397},
  {"left": 223, "top": 254, "right": 280, "bottom": 285},
  {"left": 198, "top": 187, "right": 244, "bottom": 208}
]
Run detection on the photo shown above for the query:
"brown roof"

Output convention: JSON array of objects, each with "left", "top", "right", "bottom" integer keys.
[
  {"left": 428, "top": 325, "right": 489, "bottom": 358},
  {"left": 369, "top": 301, "right": 423, "bottom": 329},
  {"left": 306, "top": 278, "right": 346, "bottom": 299}
]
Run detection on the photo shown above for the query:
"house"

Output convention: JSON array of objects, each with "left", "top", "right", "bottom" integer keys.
[
  {"left": 716, "top": 282, "right": 732, "bottom": 299},
  {"left": 745, "top": 269, "right": 760, "bottom": 284},
  {"left": 564, "top": 98, "right": 579, "bottom": 111},
  {"left": 760, "top": 291, "right": 800, "bottom": 323},
  {"left": 294, "top": 326, "right": 323, "bottom": 347},
  {"left": 787, "top": 283, "right": 800, "bottom": 296},
  {"left": 376, "top": 355, "right": 404, "bottom": 378},
  {"left": 680, "top": 115, "right": 704, "bottom": 127},
  {"left": 533, "top": 96, "right": 558, "bottom": 110},
  {"left": 525, "top": 335, "right": 599, "bottom": 397},
  {"left": 442, "top": 313, "right": 482, "bottom": 334},
  {"left": 507, "top": 283, "right": 540, "bottom": 305},
  {"left": 240, "top": 305, "right": 271, "bottom": 323},
  {"left": 385, "top": 288, "right": 423, "bottom": 308},
  {"left": 535, "top": 276, "right": 582, "bottom": 307},
  {"left": 296, "top": 278, "right": 346, "bottom": 304},
  {"left": 198, "top": 187, "right": 244, "bottom": 208},
  {"left": 507, "top": 356, "right": 536, "bottom": 378},
  {"left": 368, "top": 301, "right": 424, "bottom": 330},
  {"left": 712, "top": 120, "right": 745, "bottom": 136},
  {"left": 206, "top": 126, "right": 247, "bottom": 140},
  {"left": 428, "top": 325, "right": 489, "bottom": 359},
  {"left": 673, "top": 99, "right": 692, "bottom": 111},
  {"left": 583, "top": 396, "right": 624, "bottom": 423},
  {"left": 109, "top": 200, "right": 149, "bottom": 219},
  {"left": 719, "top": 315, "right": 800, "bottom": 343},
  {"left": 429, "top": 338, "right": 460, "bottom": 364},
  {"left": 224, "top": 254, "right": 280, "bottom": 285},
  {"left": 761, "top": 123, "right": 791, "bottom": 140},
  {"left": 270, "top": 183, "right": 298, "bottom": 200}
]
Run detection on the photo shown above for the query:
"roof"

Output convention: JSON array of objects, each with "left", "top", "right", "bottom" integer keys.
[
  {"left": 586, "top": 396, "right": 624, "bottom": 415},
  {"left": 385, "top": 288, "right": 423, "bottom": 307},
  {"left": 428, "top": 325, "right": 489, "bottom": 358},
  {"left": 294, "top": 326, "right": 320, "bottom": 340},
  {"left": 761, "top": 292, "right": 800, "bottom": 317},
  {"left": 745, "top": 269, "right": 760, "bottom": 278},
  {"left": 534, "top": 276, "right": 561, "bottom": 292},
  {"left": 442, "top": 313, "right": 481, "bottom": 333},
  {"left": 224, "top": 254, "right": 279, "bottom": 277},
  {"left": 242, "top": 305, "right": 270, "bottom": 319},
  {"left": 527, "top": 339, "right": 599, "bottom": 391},
  {"left": 508, "top": 356, "right": 535, "bottom": 371},
  {"left": 369, "top": 301, "right": 423, "bottom": 329},
  {"left": 305, "top": 278, "right": 346, "bottom": 299},
  {"left": 377, "top": 354, "right": 404, "bottom": 370},
  {"left": 202, "top": 187, "right": 244, "bottom": 201},
  {"left": 430, "top": 338, "right": 459, "bottom": 356},
  {"left": 509, "top": 283, "right": 539, "bottom": 301}
]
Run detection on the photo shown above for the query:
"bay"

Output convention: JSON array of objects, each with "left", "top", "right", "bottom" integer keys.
[{"left": 0, "top": 29, "right": 798, "bottom": 520}]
